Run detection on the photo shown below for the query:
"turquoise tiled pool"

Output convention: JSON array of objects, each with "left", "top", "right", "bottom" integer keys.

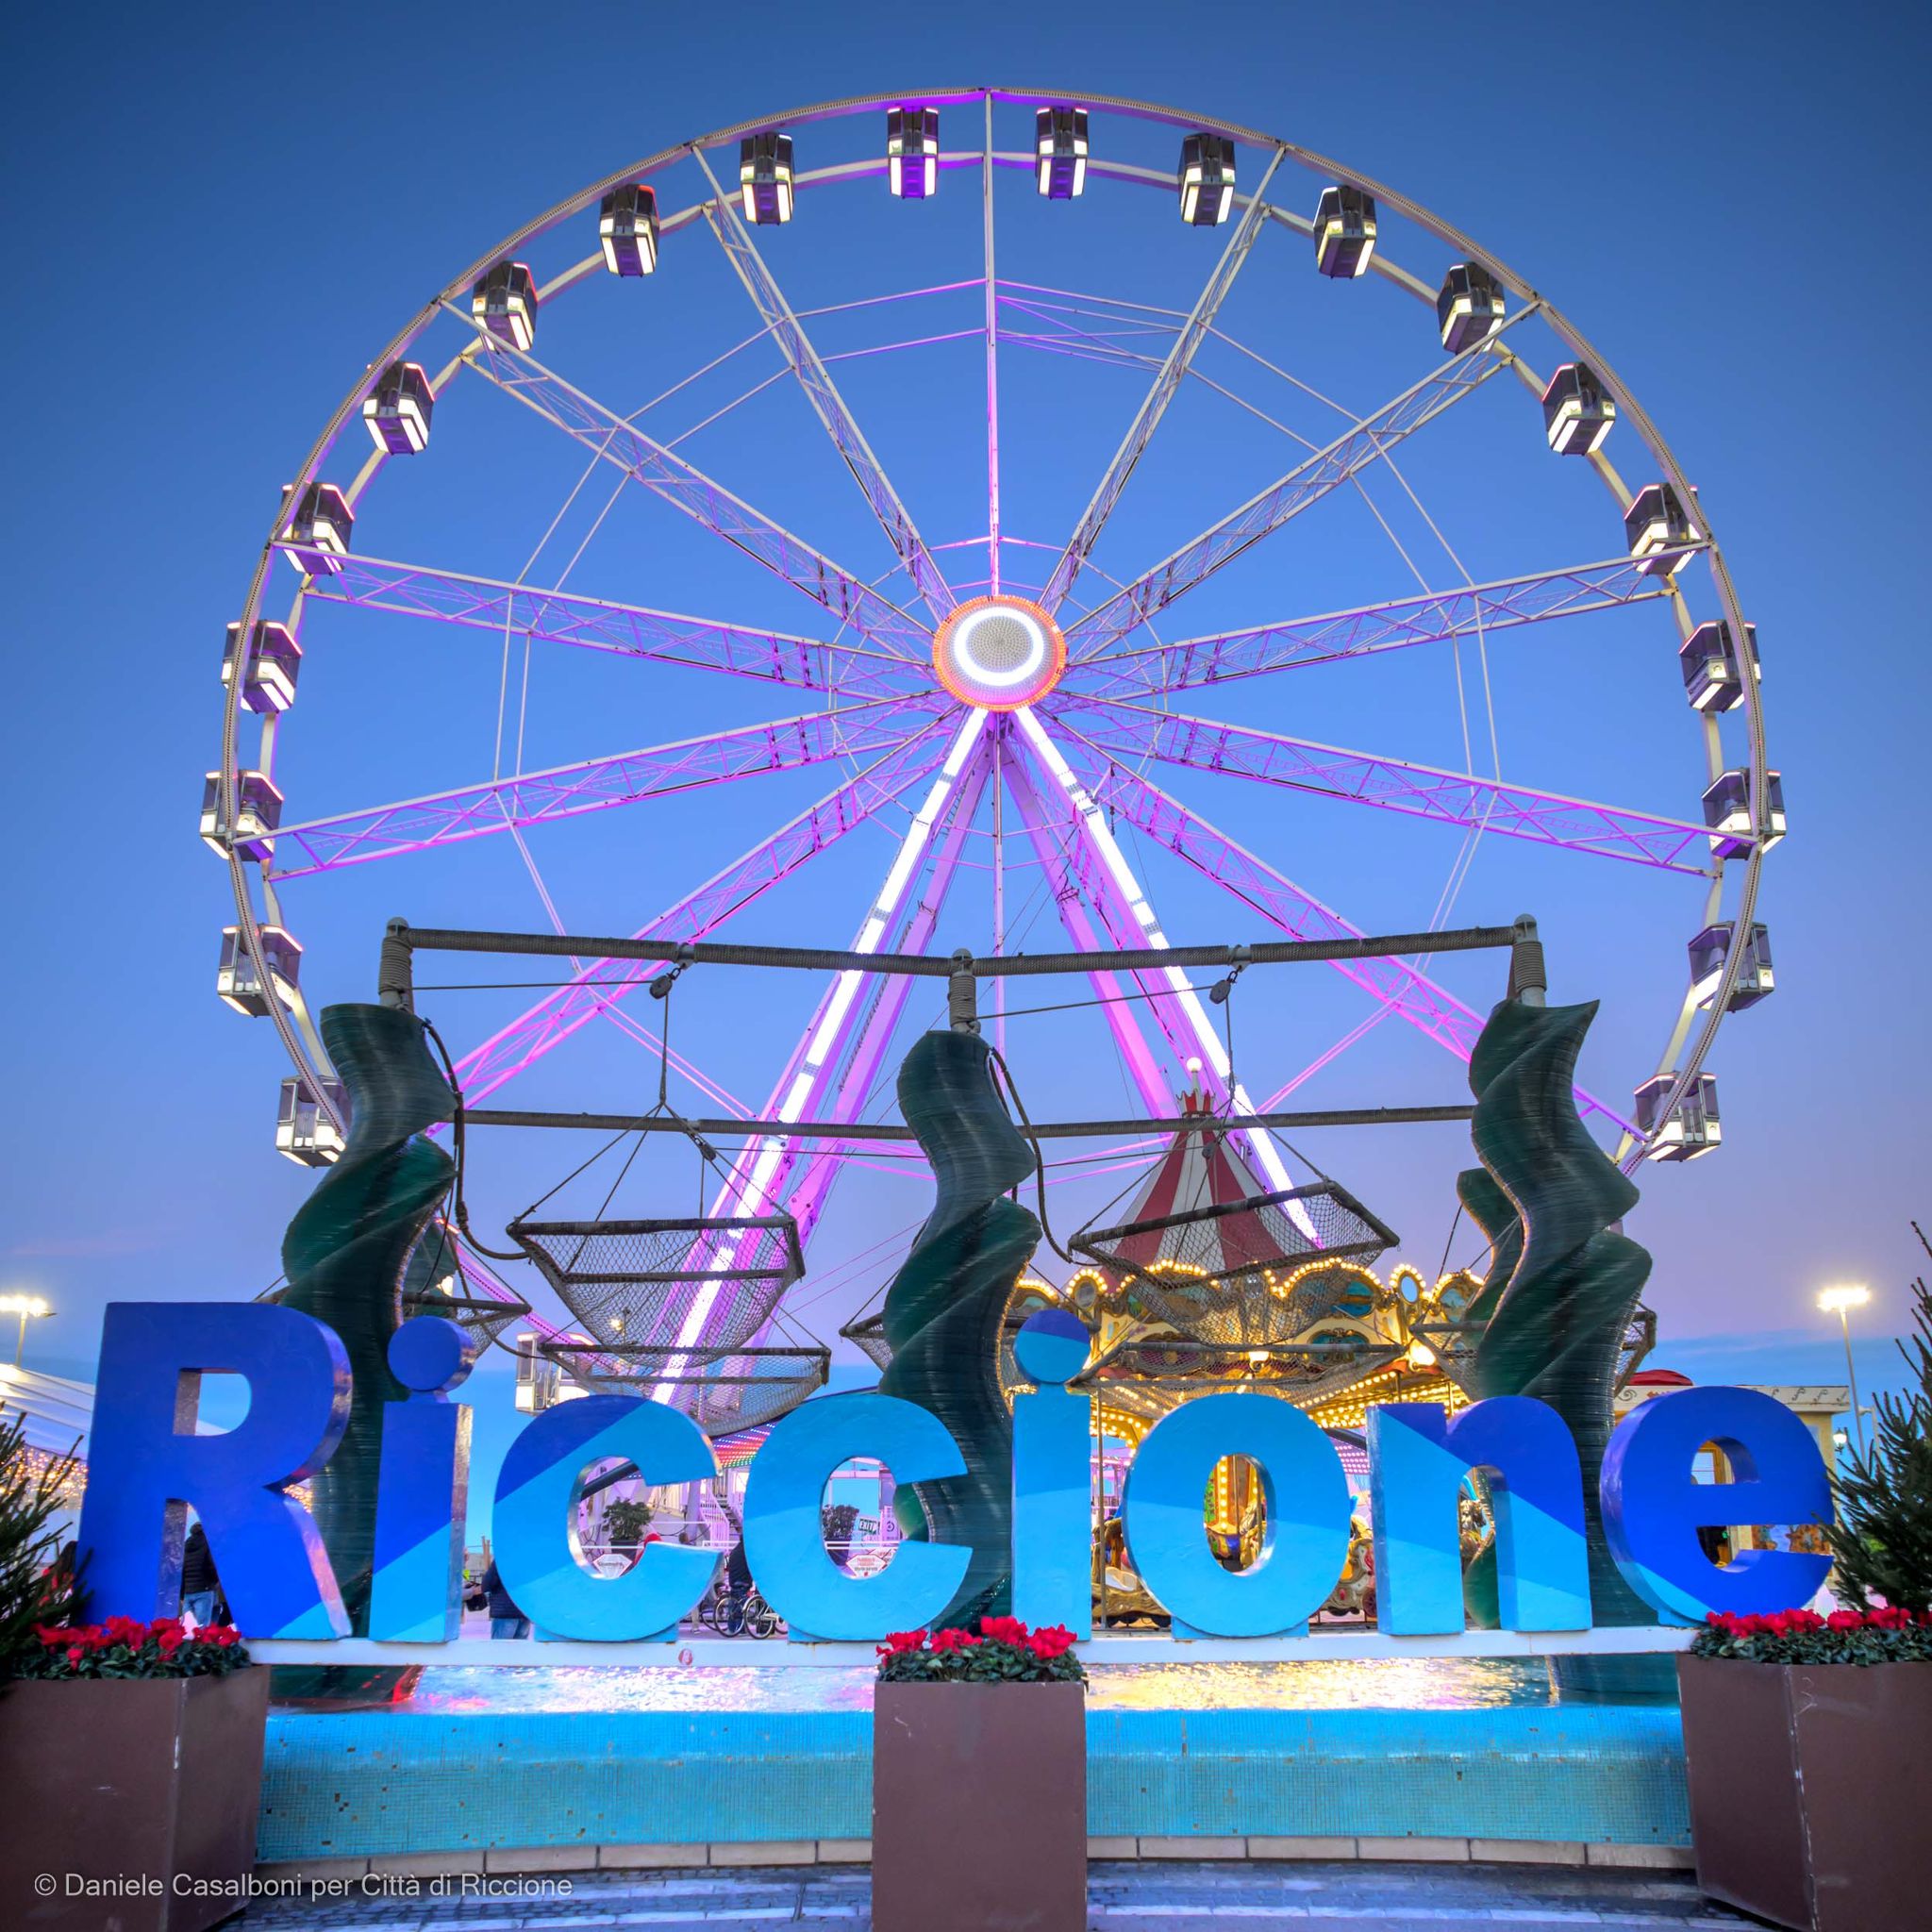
[{"left": 258, "top": 1657, "right": 1689, "bottom": 1862}]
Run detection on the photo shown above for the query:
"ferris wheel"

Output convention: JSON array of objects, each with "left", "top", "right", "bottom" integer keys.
[{"left": 210, "top": 88, "right": 1777, "bottom": 1353}]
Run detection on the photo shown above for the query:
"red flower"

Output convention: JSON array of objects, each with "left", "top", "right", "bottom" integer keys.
[
  {"left": 1871, "top": 1604, "right": 1911, "bottom": 1630},
  {"left": 1026, "top": 1625, "right": 1077, "bottom": 1660},
  {"left": 929, "top": 1627, "right": 981, "bottom": 1654},
  {"left": 876, "top": 1629, "right": 927, "bottom": 1657},
  {"left": 1826, "top": 1609, "right": 1863, "bottom": 1632},
  {"left": 157, "top": 1628, "right": 184, "bottom": 1657},
  {"left": 978, "top": 1616, "right": 1028, "bottom": 1646},
  {"left": 208, "top": 1626, "right": 240, "bottom": 1647},
  {"left": 65, "top": 1646, "right": 84, "bottom": 1667}
]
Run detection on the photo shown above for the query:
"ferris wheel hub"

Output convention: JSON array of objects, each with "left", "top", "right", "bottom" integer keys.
[{"left": 931, "top": 595, "right": 1067, "bottom": 710}]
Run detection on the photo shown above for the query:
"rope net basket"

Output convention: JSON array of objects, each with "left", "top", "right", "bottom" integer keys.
[
  {"left": 1073, "top": 1179, "right": 1398, "bottom": 1334},
  {"left": 541, "top": 1333, "right": 829, "bottom": 1436},
  {"left": 507, "top": 1214, "right": 804, "bottom": 1352}
]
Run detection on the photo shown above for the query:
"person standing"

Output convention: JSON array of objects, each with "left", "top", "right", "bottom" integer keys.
[
  {"left": 479, "top": 1557, "right": 530, "bottom": 1640},
  {"left": 181, "top": 1522, "right": 220, "bottom": 1627}
]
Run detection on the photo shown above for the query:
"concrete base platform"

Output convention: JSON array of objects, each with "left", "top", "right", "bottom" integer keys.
[{"left": 240, "top": 1859, "right": 1743, "bottom": 1930}]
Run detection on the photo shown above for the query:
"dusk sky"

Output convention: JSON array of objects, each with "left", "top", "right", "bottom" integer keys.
[{"left": 4, "top": 0, "right": 1926, "bottom": 1454}]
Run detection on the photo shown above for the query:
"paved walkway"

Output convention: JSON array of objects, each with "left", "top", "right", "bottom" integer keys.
[{"left": 241, "top": 1859, "right": 1755, "bottom": 1929}]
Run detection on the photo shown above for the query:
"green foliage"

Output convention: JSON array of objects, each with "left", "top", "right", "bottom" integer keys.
[
  {"left": 1828, "top": 1230, "right": 1932, "bottom": 1614},
  {"left": 874, "top": 1616, "right": 1086, "bottom": 1685},
  {"left": 13, "top": 1613, "right": 252, "bottom": 1680},
  {"left": 0, "top": 1411, "right": 85, "bottom": 1674},
  {"left": 821, "top": 1503, "right": 859, "bottom": 1545},
  {"left": 602, "top": 1498, "right": 655, "bottom": 1547}
]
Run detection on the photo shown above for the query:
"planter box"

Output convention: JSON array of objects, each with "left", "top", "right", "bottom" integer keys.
[
  {"left": 0, "top": 1667, "right": 270, "bottom": 1932},
  {"left": 1677, "top": 1654, "right": 1932, "bottom": 1932},
  {"left": 874, "top": 1680, "right": 1086, "bottom": 1932}
]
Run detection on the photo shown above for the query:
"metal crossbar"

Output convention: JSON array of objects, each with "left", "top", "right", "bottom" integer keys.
[
  {"left": 388, "top": 919, "right": 1524, "bottom": 982},
  {"left": 460, "top": 1103, "right": 1475, "bottom": 1139}
]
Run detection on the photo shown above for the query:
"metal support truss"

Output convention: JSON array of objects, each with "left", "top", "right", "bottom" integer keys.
[
  {"left": 450, "top": 719, "right": 958, "bottom": 1105},
  {"left": 659, "top": 713, "right": 989, "bottom": 1357},
  {"left": 752, "top": 724, "right": 994, "bottom": 1257},
  {"left": 1064, "top": 307, "right": 1536, "bottom": 661},
  {"left": 290, "top": 550, "right": 927, "bottom": 702},
  {"left": 1041, "top": 150, "right": 1285, "bottom": 613},
  {"left": 1073, "top": 748, "right": 1636, "bottom": 1137},
  {"left": 1050, "top": 696, "right": 1716, "bottom": 874},
  {"left": 273, "top": 696, "right": 946, "bottom": 876},
  {"left": 998, "top": 741, "right": 1176, "bottom": 1119},
  {"left": 1060, "top": 552, "right": 1694, "bottom": 701},
  {"left": 692, "top": 148, "right": 955, "bottom": 620},
  {"left": 454, "top": 318, "right": 934, "bottom": 660},
  {"left": 1008, "top": 708, "right": 1307, "bottom": 1199}
]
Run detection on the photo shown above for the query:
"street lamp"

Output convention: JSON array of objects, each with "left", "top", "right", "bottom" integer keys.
[
  {"left": 0, "top": 1293, "right": 51, "bottom": 1369},
  {"left": 1818, "top": 1284, "right": 1872, "bottom": 1455}
]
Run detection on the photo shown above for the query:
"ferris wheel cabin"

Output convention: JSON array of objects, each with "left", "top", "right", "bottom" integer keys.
[
  {"left": 1176, "top": 133, "right": 1235, "bottom": 226},
  {"left": 1680, "top": 621, "right": 1757, "bottom": 715},
  {"left": 1437, "top": 262, "right": 1505, "bottom": 352},
  {"left": 1702, "top": 767, "right": 1785, "bottom": 858},
  {"left": 740, "top": 133, "right": 795, "bottom": 225},
  {"left": 1689, "top": 922, "right": 1774, "bottom": 1015},
  {"left": 599, "top": 185, "right": 660, "bottom": 275},
  {"left": 1541, "top": 362, "right": 1616, "bottom": 456},
  {"left": 1313, "top": 185, "right": 1377, "bottom": 277},
  {"left": 887, "top": 109, "right": 939, "bottom": 200},
  {"left": 1035, "top": 108, "right": 1089, "bottom": 198},
  {"left": 471, "top": 260, "right": 539, "bottom": 351},
  {"left": 279, "top": 481, "right": 353, "bottom": 576},
  {"left": 221, "top": 621, "right": 301, "bottom": 716},
  {"left": 362, "top": 359, "right": 435, "bottom": 455},
  {"left": 216, "top": 924, "right": 303, "bottom": 1019}
]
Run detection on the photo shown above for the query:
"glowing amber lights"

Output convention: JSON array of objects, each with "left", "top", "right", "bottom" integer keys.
[{"left": 931, "top": 595, "right": 1067, "bottom": 710}]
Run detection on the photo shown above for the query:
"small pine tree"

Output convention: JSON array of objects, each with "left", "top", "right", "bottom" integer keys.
[
  {"left": 1, "top": 1412, "right": 87, "bottom": 1672},
  {"left": 1828, "top": 1224, "right": 1932, "bottom": 1614}
]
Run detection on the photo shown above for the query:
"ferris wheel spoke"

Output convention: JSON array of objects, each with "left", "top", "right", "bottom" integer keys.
[
  {"left": 450, "top": 719, "right": 960, "bottom": 1106},
  {"left": 1066, "top": 745, "right": 1637, "bottom": 1138},
  {"left": 1041, "top": 149, "right": 1285, "bottom": 615},
  {"left": 1010, "top": 708, "right": 1324, "bottom": 1202},
  {"left": 999, "top": 738, "right": 1184, "bottom": 1117},
  {"left": 287, "top": 550, "right": 929, "bottom": 703},
  {"left": 1058, "top": 550, "right": 1700, "bottom": 703},
  {"left": 650, "top": 714, "right": 993, "bottom": 1357},
  {"left": 691, "top": 150, "right": 956, "bottom": 621},
  {"left": 269, "top": 696, "right": 947, "bottom": 877},
  {"left": 1062, "top": 305, "right": 1541, "bottom": 663},
  {"left": 701, "top": 723, "right": 996, "bottom": 1308},
  {"left": 1047, "top": 695, "right": 1716, "bottom": 874},
  {"left": 452, "top": 315, "right": 934, "bottom": 660}
]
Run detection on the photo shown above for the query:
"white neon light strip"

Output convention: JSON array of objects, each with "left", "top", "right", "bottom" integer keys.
[
  {"left": 650, "top": 711, "right": 988, "bottom": 1397},
  {"left": 1013, "top": 708, "right": 1313, "bottom": 1226}
]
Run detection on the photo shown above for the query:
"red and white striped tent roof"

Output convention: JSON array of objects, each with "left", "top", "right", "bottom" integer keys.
[{"left": 1107, "top": 1091, "right": 1293, "bottom": 1280}]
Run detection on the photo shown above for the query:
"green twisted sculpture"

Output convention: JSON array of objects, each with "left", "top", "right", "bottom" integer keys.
[
  {"left": 1457, "top": 997, "right": 1655, "bottom": 1628},
  {"left": 878, "top": 1029, "right": 1041, "bottom": 1623},
  {"left": 280, "top": 1004, "right": 455, "bottom": 1633}
]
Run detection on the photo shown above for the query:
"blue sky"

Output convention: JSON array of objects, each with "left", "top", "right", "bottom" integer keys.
[{"left": 3, "top": 0, "right": 1927, "bottom": 1447}]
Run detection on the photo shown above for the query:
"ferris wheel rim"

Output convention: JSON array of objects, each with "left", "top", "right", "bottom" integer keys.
[{"left": 215, "top": 83, "right": 1770, "bottom": 1186}]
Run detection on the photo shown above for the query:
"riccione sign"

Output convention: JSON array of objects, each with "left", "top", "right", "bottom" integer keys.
[{"left": 74, "top": 1304, "right": 1835, "bottom": 1648}]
